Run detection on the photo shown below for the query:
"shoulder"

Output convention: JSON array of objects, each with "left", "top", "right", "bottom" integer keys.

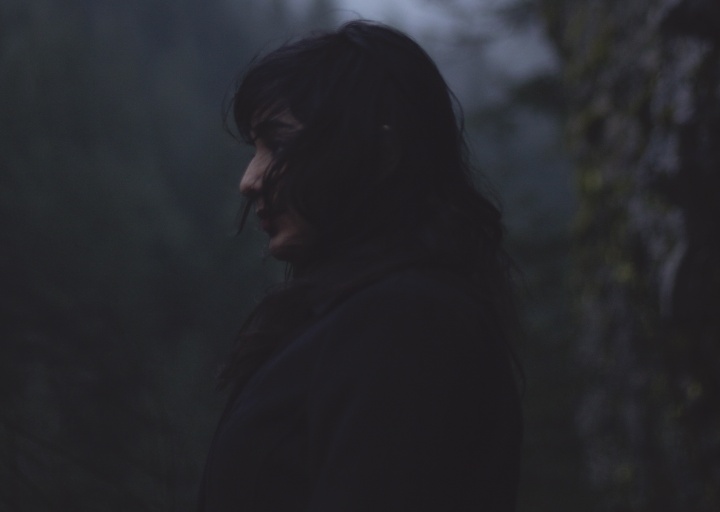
[
  {"left": 303, "top": 264, "right": 520, "bottom": 433},
  {"left": 304, "top": 265, "right": 506, "bottom": 387},
  {"left": 321, "top": 265, "right": 489, "bottom": 330}
]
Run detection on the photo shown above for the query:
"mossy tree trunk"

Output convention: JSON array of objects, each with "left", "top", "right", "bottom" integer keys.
[{"left": 542, "top": 0, "right": 720, "bottom": 510}]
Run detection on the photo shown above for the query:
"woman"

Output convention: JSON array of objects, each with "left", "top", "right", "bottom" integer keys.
[{"left": 199, "top": 20, "right": 523, "bottom": 512}]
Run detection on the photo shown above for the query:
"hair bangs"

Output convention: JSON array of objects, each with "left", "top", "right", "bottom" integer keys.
[{"left": 233, "top": 70, "right": 292, "bottom": 145}]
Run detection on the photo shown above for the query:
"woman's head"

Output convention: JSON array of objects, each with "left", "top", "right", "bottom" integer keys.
[
  {"left": 232, "top": 20, "right": 503, "bottom": 273},
  {"left": 220, "top": 22, "right": 519, "bottom": 390}
]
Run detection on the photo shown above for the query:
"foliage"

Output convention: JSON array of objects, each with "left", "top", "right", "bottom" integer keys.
[
  {"left": 542, "top": 0, "right": 720, "bottom": 509},
  {"left": 0, "top": 0, "right": 302, "bottom": 508}
]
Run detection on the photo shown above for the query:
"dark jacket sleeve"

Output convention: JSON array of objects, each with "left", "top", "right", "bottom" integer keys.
[{"left": 304, "top": 273, "right": 522, "bottom": 512}]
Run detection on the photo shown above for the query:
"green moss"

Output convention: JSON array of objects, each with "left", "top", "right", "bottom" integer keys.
[
  {"left": 564, "top": 6, "right": 616, "bottom": 82},
  {"left": 613, "top": 463, "right": 636, "bottom": 484}
]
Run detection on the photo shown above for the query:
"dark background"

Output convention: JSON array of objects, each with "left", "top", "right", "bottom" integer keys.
[{"left": 1, "top": 0, "right": 718, "bottom": 510}]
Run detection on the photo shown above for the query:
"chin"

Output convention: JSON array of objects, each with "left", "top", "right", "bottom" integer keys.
[{"left": 268, "top": 240, "right": 307, "bottom": 263}]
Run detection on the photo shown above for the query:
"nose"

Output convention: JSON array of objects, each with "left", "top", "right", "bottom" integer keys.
[{"left": 239, "top": 156, "right": 264, "bottom": 197}]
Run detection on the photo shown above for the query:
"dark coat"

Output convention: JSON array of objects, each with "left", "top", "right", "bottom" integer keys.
[{"left": 199, "top": 266, "right": 522, "bottom": 512}]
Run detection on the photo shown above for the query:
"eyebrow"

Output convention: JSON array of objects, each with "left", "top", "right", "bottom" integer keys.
[{"left": 251, "top": 118, "right": 298, "bottom": 142}]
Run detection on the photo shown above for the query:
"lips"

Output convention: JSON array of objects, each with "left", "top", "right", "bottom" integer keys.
[{"left": 256, "top": 208, "right": 273, "bottom": 232}]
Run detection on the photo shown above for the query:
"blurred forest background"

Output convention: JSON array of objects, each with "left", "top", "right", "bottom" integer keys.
[{"left": 1, "top": 0, "right": 718, "bottom": 510}]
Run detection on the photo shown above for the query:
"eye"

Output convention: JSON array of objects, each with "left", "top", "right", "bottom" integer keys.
[{"left": 264, "top": 137, "right": 288, "bottom": 155}]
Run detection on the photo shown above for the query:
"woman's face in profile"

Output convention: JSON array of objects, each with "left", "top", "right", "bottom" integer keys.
[{"left": 239, "top": 113, "right": 315, "bottom": 262}]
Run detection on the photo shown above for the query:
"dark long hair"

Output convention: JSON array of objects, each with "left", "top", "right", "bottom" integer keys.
[{"left": 219, "top": 20, "right": 518, "bottom": 392}]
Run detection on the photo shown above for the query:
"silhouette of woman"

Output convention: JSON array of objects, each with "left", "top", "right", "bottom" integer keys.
[{"left": 198, "top": 20, "right": 523, "bottom": 512}]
